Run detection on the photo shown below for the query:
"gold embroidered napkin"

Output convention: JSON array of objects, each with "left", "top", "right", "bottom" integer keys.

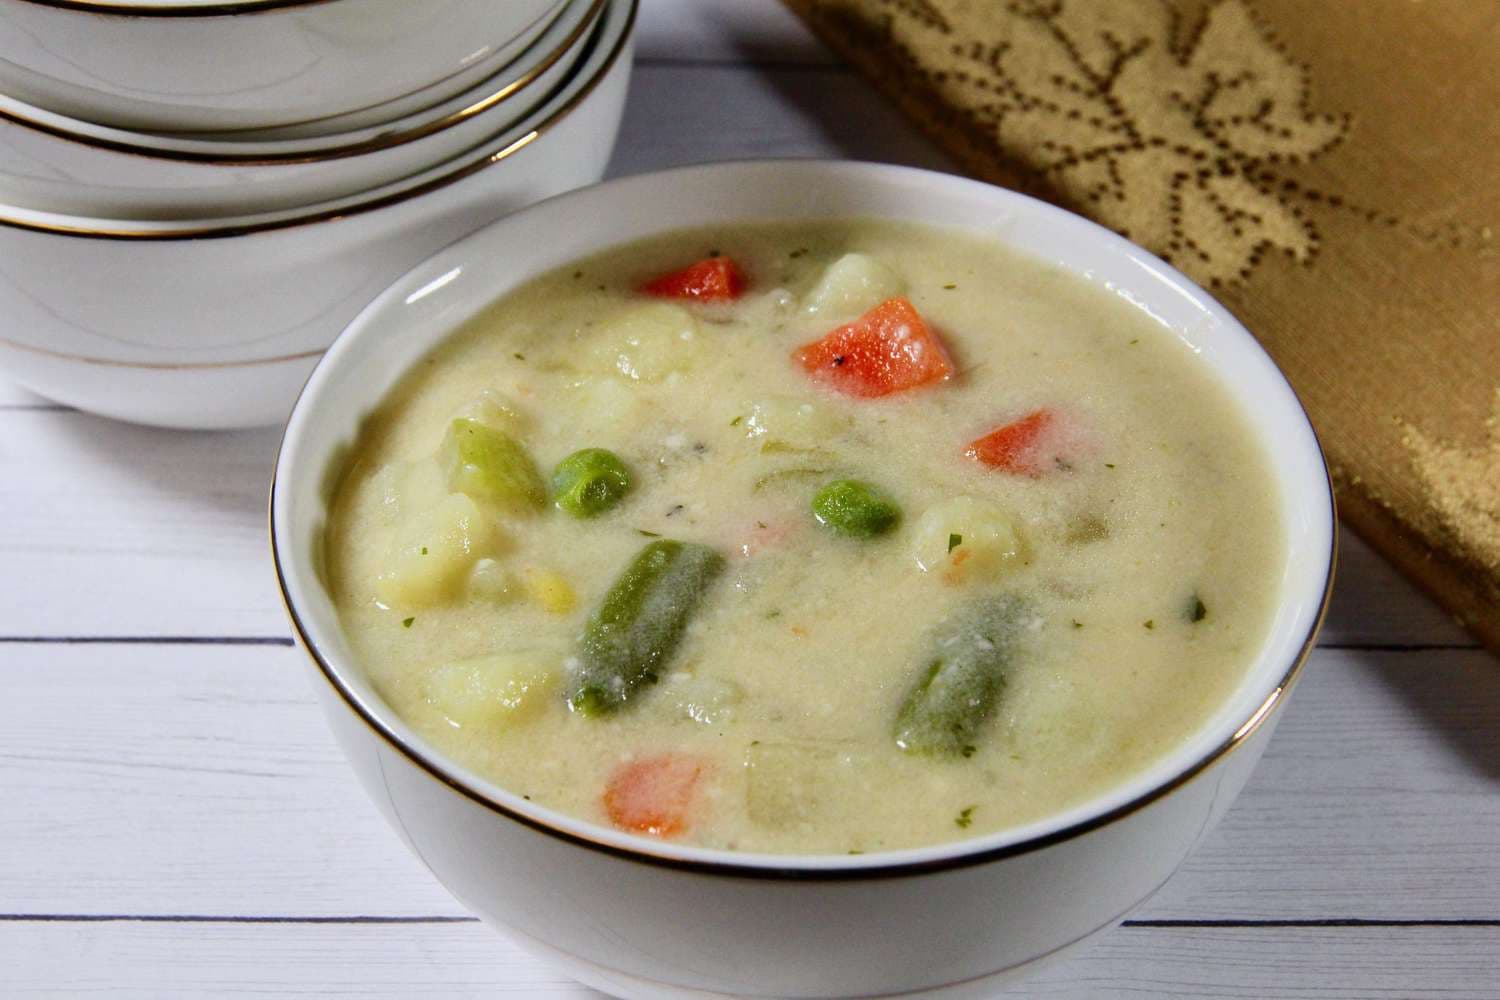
[{"left": 783, "top": 0, "right": 1500, "bottom": 652}]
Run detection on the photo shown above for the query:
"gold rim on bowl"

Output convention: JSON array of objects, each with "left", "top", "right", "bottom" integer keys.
[{"left": 12, "top": 0, "right": 333, "bottom": 16}]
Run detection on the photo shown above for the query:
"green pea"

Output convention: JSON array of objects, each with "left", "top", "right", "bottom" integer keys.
[
  {"left": 552, "top": 448, "right": 632, "bottom": 517},
  {"left": 811, "top": 479, "right": 901, "bottom": 537}
]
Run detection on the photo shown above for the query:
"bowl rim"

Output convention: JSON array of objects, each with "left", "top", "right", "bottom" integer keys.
[
  {"left": 271, "top": 159, "right": 1337, "bottom": 882},
  {"left": 0, "top": 0, "right": 601, "bottom": 165},
  {"left": 0, "top": 0, "right": 634, "bottom": 241},
  {"left": 12, "top": 0, "right": 355, "bottom": 18}
]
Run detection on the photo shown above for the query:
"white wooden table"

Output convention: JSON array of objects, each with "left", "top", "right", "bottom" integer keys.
[{"left": 2, "top": 3, "right": 1496, "bottom": 996}]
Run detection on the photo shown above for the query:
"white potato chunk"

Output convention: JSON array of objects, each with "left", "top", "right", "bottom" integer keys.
[
  {"left": 745, "top": 741, "right": 863, "bottom": 829},
  {"left": 912, "top": 496, "right": 1026, "bottom": 583},
  {"left": 451, "top": 389, "right": 529, "bottom": 437},
  {"left": 743, "top": 396, "right": 849, "bottom": 453},
  {"left": 424, "top": 649, "right": 561, "bottom": 730},
  {"left": 376, "top": 493, "right": 503, "bottom": 607},
  {"left": 589, "top": 302, "right": 703, "bottom": 381},
  {"left": 564, "top": 375, "right": 641, "bottom": 433},
  {"left": 373, "top": 457, "right": 447, "bottom": 521},
  {"left": 663, "top": 673, "right": 743, "bottom": 725},
  {"left": 802, "top": 252, "right": 906, "bottom": 320}
]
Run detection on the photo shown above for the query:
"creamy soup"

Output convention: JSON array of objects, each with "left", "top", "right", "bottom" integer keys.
[{"left": 324, "top": 221, "right": 1284, "bottom": 854}]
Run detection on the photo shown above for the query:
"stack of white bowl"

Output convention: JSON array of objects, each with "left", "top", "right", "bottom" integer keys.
[{"left": 0, "top": 0, "right": 636, "bottom": 428}]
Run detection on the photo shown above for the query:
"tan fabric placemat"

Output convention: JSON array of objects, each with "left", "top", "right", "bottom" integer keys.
[{"left": 783, "top": 0, "right": 1500, "bottom": 653}]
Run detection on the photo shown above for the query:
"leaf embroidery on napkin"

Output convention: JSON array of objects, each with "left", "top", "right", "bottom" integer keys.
[{"left": 804, "top": 0, "right": 1354, "bottom": 286}]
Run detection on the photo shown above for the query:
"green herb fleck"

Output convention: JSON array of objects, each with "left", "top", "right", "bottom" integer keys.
[
  {"left": 420, "top": 546, "right": 428, "bottom": 555},
  {"left": 948, "top": 532, "right": 963, "bottom": 553},
  {"left": 765, "top": 609, "right": 783, "bottom": 620},
  {"left": 636, "top": 528, "right": 661, "bottom": 537},
  {"left": 402, "top": 617, "right": 415, "bottom": 629},
  {"left": 1104, "top": 463, "right": 1116, "bottom": 469},
  {"left": 1144, "top": 619, "right": 1155, "bottom": 630},
  {"left": 943, "top": 283, "right": 957, "bottom": 290},
  {"left": 847, "top": 849, "right": 863, "bottom": 855},
  {"left": 955, "top": 806, "right": 976, "bottom": 829},
  {"left": 960, "top": 744, "right": 977, "bottom": 758},
  {"left": 1187, "top": 594, "right": 1208, "bottom": 623},
  {"left": 1129, "top": 338, "right": 1140, "bottom": 345},
  {"left": 572, "top": 270, "right": 583, "bottom": 280},
  {"left": 789, "top": 247, "right": 808, "bottom": 259},
  {"left": 729, "top": 415, "right": 742, "bottom": 427},
  {"left": 513, "top": 352, "right": 525, "bottom": 361},
  {"left": 1072, "top": 619, "right": 1084, "bottom": 629}
]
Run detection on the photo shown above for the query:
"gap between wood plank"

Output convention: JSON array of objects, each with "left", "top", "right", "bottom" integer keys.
[{"left": 0, "top": 913, "right": 1493, "bottom": 928}]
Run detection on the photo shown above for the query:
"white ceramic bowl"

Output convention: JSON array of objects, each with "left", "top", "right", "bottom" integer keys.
[
  {"left": 270, "top": 161, "right": 1337, "bottom": 999},
  {"left": 0, "top": 0, "right": 636, "bottom": 429},
  {"left": 0, "top": 0, "right": 604, "bottom": 220},
  {"left": 0, "top": 0, "right": 569, "bottom": 133}
]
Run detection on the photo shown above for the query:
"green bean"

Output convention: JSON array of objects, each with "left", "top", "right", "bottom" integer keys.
[
  {"left": 811, "top": 479, "right": 901, "bottom": 537},
  {"left": 893, "top": 594, "right": 1032, "bottom": 757},
  {"left": 552, "top": 448, "right": 631, "bottom": 517},
  {"left": 440, "top": 418, "right": 545, "bottom": 512},
  {"left": 566, "top": 540, "right": 725, "bottom": 716}
]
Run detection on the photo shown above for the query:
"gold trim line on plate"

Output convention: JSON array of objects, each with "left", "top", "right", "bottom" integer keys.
[
  {"left": 0, "top": 334, "right": 324, "bottom": 369},
  {"left": 267, "top": 336, "right": 1337, "bottom": 881},
  {"left": 0, "top": 0, "right": 606, "bottom": 166},
  {"left": 11, "top": 0, "right": 338, "bottom": 18},
  {"left": 0, "top": 0, "right": 635, "bottom": 241}
]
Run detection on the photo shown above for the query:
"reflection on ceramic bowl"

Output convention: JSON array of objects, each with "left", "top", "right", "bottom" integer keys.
[
  {"left": 0, "top": 0, "right": 604, "bottom": 220},
  {"left": 0, "top": 0, "right": 636, "bottom": 429},
  {"left": 271, "top": 160, "right": 1336, "bottom": 999},
  {"left": 0, "top": 0, "right": 570, "bottom": 133}
]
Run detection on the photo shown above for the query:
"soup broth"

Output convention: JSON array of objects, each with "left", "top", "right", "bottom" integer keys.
[{"left": 325, "top": 220, "right": 1285, "bottom": 854}]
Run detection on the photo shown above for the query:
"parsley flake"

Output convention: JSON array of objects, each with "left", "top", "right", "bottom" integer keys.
[
  {"left": 401, "top": 617, "right": 415, "bottom": 629},
  {"left": 948, "top": 533, "right": 963, "bottom": 553},
  {"left": 955, "top": 806, "right": 976, "bottom": 828}
]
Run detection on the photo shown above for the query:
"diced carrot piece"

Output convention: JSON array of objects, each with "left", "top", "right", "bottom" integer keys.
[
  {"left": 792, "top": 297, "right": 954, "bottom": 398},
  {"left": 640, "top": 257, "right": 746, "bottom": 302},
  {"left": 603, "top": 754, "right": 706, "bottom": 837},
  {"left": 964, "top": 409, "right": 1073, "bottom": 476}
]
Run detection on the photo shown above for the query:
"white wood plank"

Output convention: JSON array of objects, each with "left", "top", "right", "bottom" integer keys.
[
  {"left": 1, "top": 921, "right": 1495, "bottom": 999},
  {"left": 634, "top": 0, "right": 837, "bottom": 65},
  {"left": 0, "top": 412, "right": 287, "bottom": 637},
  {"left": 1, "top": 644, "right": 1494, "bottom": 920},
  {"left": 607, "top": 64, "right": 958, "bottom": 177},
  {"left": 0, "top": 644, "right": 459, "bottom": 919}
]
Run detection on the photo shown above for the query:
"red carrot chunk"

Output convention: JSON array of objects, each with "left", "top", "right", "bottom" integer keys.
[
  {"left": 603, "top": 754, "right": 706, "bottom": 837},
  {"left": 792, "top": 297, "right": 955, "bottom": 398},
  {"left": 964, "top": 409, "right": 1076, "bottom": 476},
  {"left": 640, "top": 257, "right": 746, "bottom": 302}
]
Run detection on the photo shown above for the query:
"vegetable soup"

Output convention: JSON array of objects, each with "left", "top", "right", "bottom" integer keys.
[{"left": 324, "top": 220, "right": 1285, "bottom": 854}]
